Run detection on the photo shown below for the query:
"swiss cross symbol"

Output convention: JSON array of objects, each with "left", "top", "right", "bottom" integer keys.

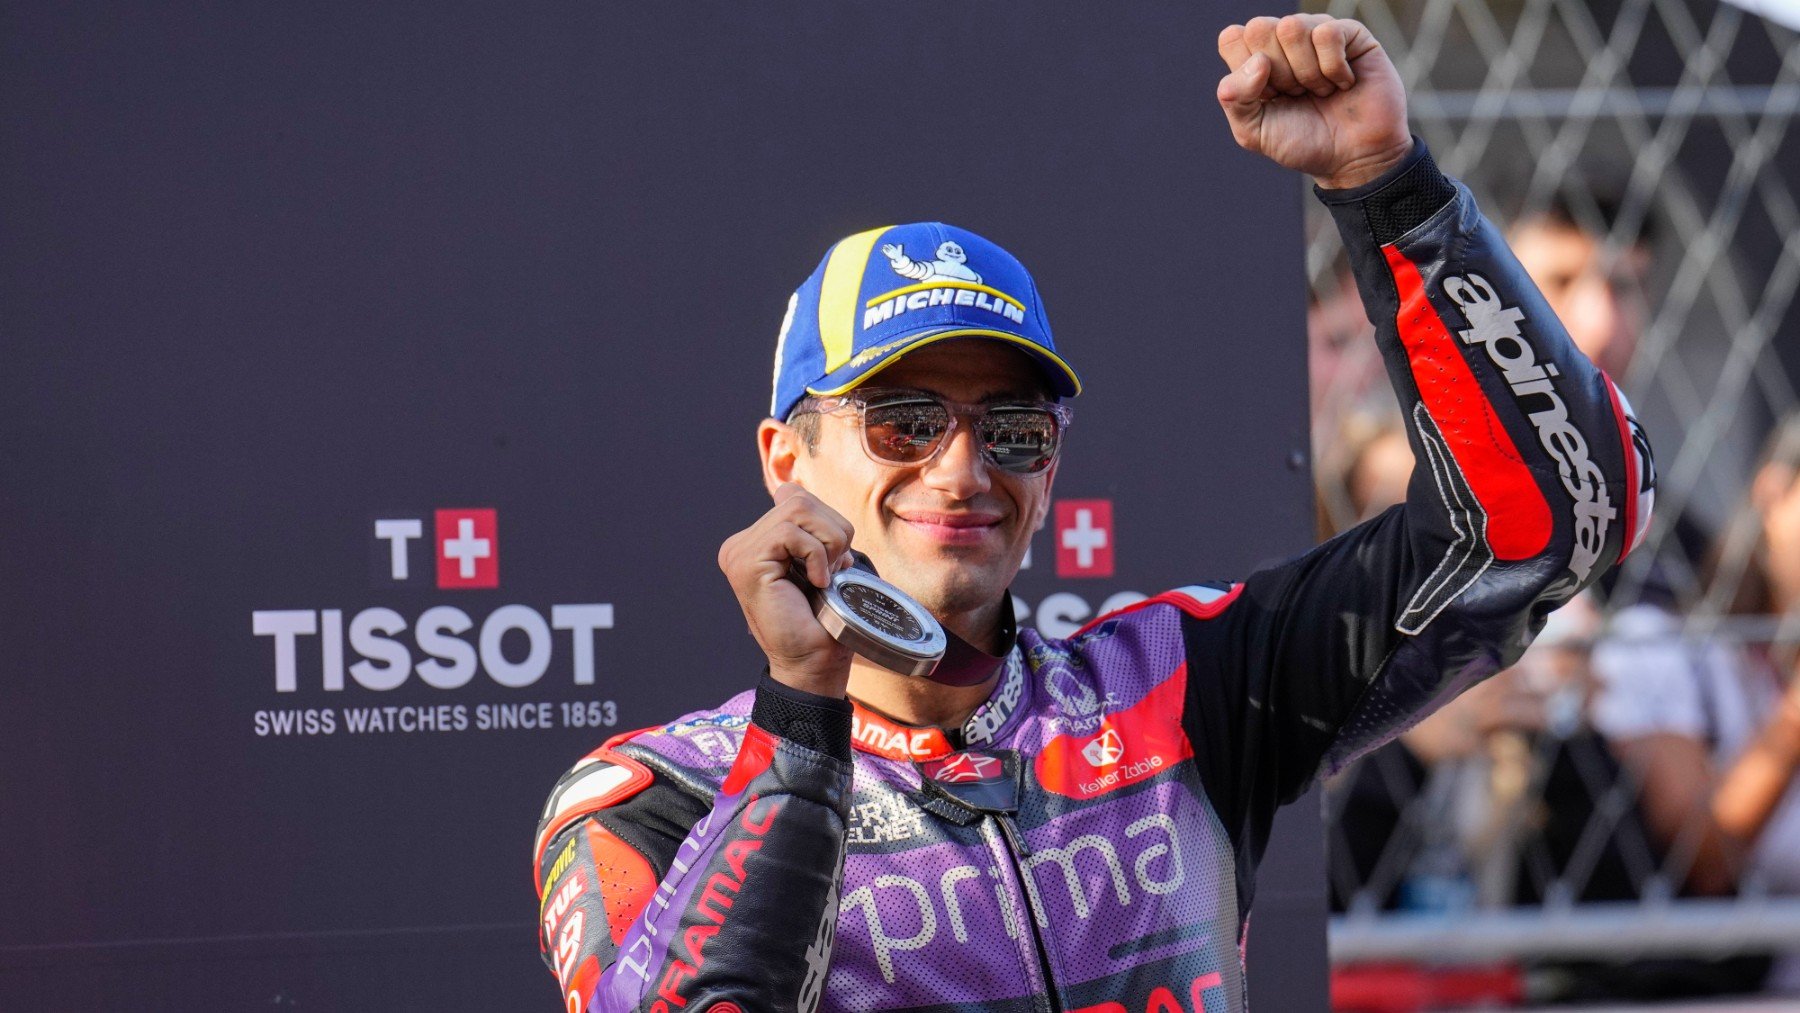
[
  {"left": 1082, "top": 729, "right": 1125, "bottom": 767},
  {"left": 1055, "top": 499, "right": 1114, "bottom": 578},
  {"left": 435, "top": 508, "right": 499, "bottom": 589},
  {"left": 928, "top": 752, "right": 1004, "bottom": 784}
]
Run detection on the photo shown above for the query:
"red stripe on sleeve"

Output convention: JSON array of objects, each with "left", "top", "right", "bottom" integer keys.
[
  {"left": 1601, "top": 372, "right": 1639, "bottom": 560},
  {"left": 1381, "top": 244, "right": 1552, "bottom": 560}
]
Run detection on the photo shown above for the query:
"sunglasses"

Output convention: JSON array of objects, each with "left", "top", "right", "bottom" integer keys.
[{"left": 795, "top": 388, "right": 1072, "bottom": 475}]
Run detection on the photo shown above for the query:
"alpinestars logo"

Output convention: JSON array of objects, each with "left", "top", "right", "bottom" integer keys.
[
  {"left": 928, "top": 752, "right": 1005, "bottom": 784},
  {"left": 1443, "top": 272, "right": 1615, "bottom": 584}
]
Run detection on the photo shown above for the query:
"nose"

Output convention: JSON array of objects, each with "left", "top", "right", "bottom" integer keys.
[{"left": 920, "top": 420, "right": 992, "bottom": 500}]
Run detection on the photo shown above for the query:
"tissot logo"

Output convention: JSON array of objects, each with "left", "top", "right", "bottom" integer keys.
[
  {"left": 373, "top": 509, "right": 500, "bottom": 589},
  {"left": 251, "top": 509, "right": 619, "bottom": 726},
  {"left": 436, "top": 508, "right": 498, "bottom": 589},
  {"left": 1055, "top": 499, "right": 1114, "bottom": 578}
]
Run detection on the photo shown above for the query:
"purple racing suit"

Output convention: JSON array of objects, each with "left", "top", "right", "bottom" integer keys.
[{"left": 532, "top": 143, "right": 1658, "bottom": 1013}]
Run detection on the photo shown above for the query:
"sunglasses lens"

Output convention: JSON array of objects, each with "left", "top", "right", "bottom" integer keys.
[
  {"left": 862, "top": 399, "right": 951, "bottom": 464},
  {"left": 979, "top": 407, "right": 1061, "bottom": 474}
]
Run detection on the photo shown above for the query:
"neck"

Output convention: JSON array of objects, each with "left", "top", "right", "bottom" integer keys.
[
  {"left": 941, "top": 594, "right": 1007, "bottom": 654},
  {"left": 847, "top": 658, "right": 1001, "bottom": 732},
  {"left": 846, "top": 596, "right": 1008, "bottom": 731}
]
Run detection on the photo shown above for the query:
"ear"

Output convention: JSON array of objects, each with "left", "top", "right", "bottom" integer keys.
[{"left": 759, "top": 418, "right": 803, "bottom": 498}]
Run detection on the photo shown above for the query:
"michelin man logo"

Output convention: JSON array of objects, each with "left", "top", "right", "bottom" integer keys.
[{"left": 882, "top": 241, "right": 982, "bottom": 285}]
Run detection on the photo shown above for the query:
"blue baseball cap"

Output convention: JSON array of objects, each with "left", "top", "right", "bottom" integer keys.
[{"left": 769, "top": 222, "right": 1082, "bottom": 420}]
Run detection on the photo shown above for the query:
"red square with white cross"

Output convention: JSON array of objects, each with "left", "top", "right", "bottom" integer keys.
[
  {"left": 1055, "top": 499, "right": 1113, "bottom": 578},
  {"left": 435, "top": 508, "right": 499, "bottom": 589}
]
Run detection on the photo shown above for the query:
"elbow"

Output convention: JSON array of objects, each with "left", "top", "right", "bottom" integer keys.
[{"left": 1602, "top": 377, "right": 1658, "bottom": 571}]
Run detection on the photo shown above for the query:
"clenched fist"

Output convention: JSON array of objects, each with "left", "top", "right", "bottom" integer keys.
[
  {"left": 1216, "top": 15, "right": 1413, "bottom": 190},
  {"left": 718, "top": 483, "right": 857, "bottom": 698}
]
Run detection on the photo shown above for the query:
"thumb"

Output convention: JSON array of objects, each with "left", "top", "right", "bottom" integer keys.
[{"left": 1216, "top": 52, "right": 1270, "bottom": 150}]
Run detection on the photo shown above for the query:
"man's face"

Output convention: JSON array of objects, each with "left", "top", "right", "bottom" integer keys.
[
  {"left": 766, "top": 340, "right": 1057, "bottom": 618},
  {"left": 1508, "top": 221, "right": 1650, "bottom": 378}
]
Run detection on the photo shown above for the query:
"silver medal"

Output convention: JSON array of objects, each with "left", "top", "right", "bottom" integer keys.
[{"left": 790, "top": 559, "right": 946, "bottom": 677}]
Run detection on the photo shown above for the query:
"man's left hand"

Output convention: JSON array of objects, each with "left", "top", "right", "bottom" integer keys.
[{"left": 1215, "top": 15, "right": 1413, "bottom": 191}]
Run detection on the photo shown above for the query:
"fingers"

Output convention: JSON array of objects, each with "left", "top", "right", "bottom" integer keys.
[
  {"left": 1311, "top": 19, "right": 1358, "bottom": 90},
  {"left": 763, "top": 484, "right": 856, "bottom": 586},
  {"left": 1277, "top": 15, "right": 1335, "bottom": 98},
  {"left": 1242, "top": 17, "right": 1301, "bottom": 97},
  {"left": 1218, "top": 15, "right": 1367, "bottom": 99},
  {"left": 1216, "top": 23, "right": 1251, "bottom": 72},
  {"left": 1215, "top": 53, "right": 1269, "bottom": 150},
  {"left": 774, "top": 521, "right": 838, "bottom": 589}
]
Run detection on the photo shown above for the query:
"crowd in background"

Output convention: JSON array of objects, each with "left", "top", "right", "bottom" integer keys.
[{"left": 1313, "top": 193, "right": 1800, "bottom": 1004}]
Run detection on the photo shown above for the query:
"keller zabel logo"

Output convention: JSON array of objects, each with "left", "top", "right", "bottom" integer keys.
[{"left": 250, "top": 510, "right": 619, "bottom": 701}]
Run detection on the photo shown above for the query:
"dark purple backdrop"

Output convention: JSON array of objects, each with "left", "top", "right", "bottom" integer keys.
[{"left": 0, "top": 4, "right": 1325, "bottom": 1008}]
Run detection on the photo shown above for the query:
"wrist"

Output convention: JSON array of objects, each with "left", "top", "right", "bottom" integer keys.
[
  {"left": 753, "top": 672, "right": 853, "bottom": 762},
  {"left": 768, "top": 651, "right": 853, "bottom": 699},
  {"left": 1313, "top": 136, "right": 1416, "bottom": 191}
]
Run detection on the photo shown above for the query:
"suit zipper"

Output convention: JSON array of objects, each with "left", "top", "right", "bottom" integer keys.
[{"left": 993, "top": 813, "right": 1064, "bottom": 1013}]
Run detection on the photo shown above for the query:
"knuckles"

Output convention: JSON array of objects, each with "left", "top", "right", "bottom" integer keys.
[{"left": 1275, "top": 16, "right": 1312, "bottom": 43}]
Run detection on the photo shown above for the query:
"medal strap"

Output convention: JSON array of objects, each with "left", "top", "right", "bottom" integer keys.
[{"left": 926, "top": 599, "right": 1016, "bottom": 688}]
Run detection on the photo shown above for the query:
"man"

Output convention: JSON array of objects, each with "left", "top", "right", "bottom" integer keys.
[
  {"left": 1507, "top": 195, "right": 1652, "bottom": 381},
  {"left": 533, "top": 15, "right": 1655, "bottom": 1012}
]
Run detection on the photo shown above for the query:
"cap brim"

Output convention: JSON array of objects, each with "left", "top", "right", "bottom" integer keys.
[{"left": 805, "top": 327, "right": 1082, "bottom": 401}]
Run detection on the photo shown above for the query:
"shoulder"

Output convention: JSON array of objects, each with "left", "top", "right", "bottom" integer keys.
[
  {"left": 1027, "top": 582, "right": 1242, "bottom": 706},
  {"left": 614, "top": 689, "right": 758, "bottom": 775},
  {"left": 533, "top": 690, "right": 754, "bottom": 879},
  {"left": 1079, "top": 583, "right": 1244, "bottom": 629},
  {"left": 1059, "top": 582, "right": 1244, "bottom": 661}
]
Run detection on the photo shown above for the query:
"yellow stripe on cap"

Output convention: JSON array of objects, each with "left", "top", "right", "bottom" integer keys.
[
  {"left": 817, "top": 226, "right": 891, "bottom": 372},
  {"left": 806, "top": 328, "right": 1083, "bottom": 398}
]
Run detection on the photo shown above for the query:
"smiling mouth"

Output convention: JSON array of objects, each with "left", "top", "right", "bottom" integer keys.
[{"left": 894, "top": 511, "right": 1005, "bottom": 544}]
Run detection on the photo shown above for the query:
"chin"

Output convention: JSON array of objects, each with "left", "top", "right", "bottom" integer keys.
[{"left": 892, "top": 562, "right": 1011, "bottom": 618}]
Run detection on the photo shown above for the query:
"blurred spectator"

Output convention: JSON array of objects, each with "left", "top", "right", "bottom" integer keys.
[
  {"left": 1308, "top": 256, "right": 1385, "bottom": 435},
  {"left": 1593, "top": 415, "right": 1800, "bottom": 993},
  {"left": 1505, "top": 195, "right": 1652, "bottom": 379},
  {"left": 1323, "top": 188, "right": 1780, "bottom": 998},
  {"left": 1316, "top": 411, "right": 1412, "bottom": 541}
]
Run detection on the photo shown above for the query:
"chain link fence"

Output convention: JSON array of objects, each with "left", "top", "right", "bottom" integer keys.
[{"left": 1304, "top": 0, "right": 1800, "bottom": 1005}]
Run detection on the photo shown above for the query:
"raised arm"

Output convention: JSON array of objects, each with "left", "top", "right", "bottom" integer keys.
[{"left": 1176, "top": 15, "right": 1656, "bottom": 896}]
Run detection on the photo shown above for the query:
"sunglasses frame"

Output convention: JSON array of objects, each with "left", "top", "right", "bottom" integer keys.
[{"left": 793, "top": 387, "right": 1073, "bottom": 476}]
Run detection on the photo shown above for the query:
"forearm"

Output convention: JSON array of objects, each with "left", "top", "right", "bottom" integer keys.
[
  {"left": 1307, "top": 141, "right": 1651, "bottom": 768},
  {"left": 1713, "top": 692, "right": 1800, "bottom": 846},
  {"left": 1322, "top": 140, "right": 1641, "bottom": 597}
]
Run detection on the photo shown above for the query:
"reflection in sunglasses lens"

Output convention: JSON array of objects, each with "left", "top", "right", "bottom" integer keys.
[
  {"left": 864, "top": 401, "right": 949, "bottom": 464},
  {"left": 982, "top": 409, "right": 1058, "bottom": 473},
  {"left": 860, "top": 398, "right": 1060, "bottom": 474}
]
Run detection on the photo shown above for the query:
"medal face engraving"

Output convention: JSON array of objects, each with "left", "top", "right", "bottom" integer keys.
[
  {"left": 788, "top": 558, "right": 945, "bottom": 677},
  {"left": 837, "top": 581, "right": 925, "bottom": 642}
]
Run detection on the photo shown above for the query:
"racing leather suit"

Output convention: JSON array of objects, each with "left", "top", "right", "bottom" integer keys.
[{"left": 532, "top": 142, "right": 1658, "bottom": 1013}]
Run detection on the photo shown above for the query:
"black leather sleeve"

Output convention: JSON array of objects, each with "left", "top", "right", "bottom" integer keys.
[
  {"left": 1179, "top": 139, "right": 1655, "bottom": 919},
  {"left": 534, "top": 676, "right": 853, "bottom": 1011}
]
